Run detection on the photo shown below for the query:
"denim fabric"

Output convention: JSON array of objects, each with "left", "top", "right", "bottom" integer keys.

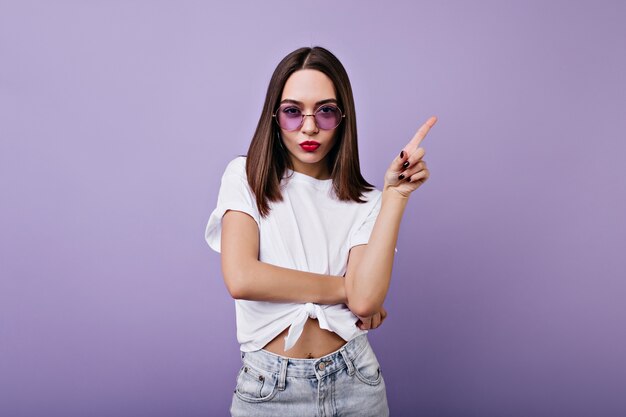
[{"left": 230, "top": 334, "right": 389, "bottom": 417}]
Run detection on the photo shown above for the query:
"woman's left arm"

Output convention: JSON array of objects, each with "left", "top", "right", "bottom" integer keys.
[{"left": 345, "top": 116, "right": 437, "bottom": 317}]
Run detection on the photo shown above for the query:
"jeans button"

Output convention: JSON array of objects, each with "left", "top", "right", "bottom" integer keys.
[{"left": 318, "top": 362, "right": 326, "bottom": 371}]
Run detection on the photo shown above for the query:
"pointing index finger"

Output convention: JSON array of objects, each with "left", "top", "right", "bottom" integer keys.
[{"left": 408, "top": 116, "right": 438, "bottom": 151}]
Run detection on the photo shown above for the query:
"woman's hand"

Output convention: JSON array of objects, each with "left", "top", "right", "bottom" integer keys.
[
  {"left": 355, "top": 305, "right": 388, "bottom": 330},
  {"left": 383, "top": 116, "right": 438, "bottom": 199}
]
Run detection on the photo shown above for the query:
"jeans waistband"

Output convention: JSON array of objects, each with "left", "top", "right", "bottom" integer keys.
[{"left": 239, "top": 334, "right": 369, "bottom": 387}]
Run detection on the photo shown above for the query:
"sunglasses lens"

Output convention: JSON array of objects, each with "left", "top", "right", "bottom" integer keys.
[
  {"left": 275, "top": 104, "right": 343, "bottom": 130},
  {"left": 277, "top": 105, "right": 303, "bottom": 131},
  {"left": 315, "top": 105, "right": 342, "bottom": 130}
]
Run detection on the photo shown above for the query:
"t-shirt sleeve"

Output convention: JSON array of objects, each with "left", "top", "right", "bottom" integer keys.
[
  {"left": 204, "top": 157, "right": 260, "bottom": 253},
  {"left": 348, "top": 192, "right": 382, "bottom": 249}
]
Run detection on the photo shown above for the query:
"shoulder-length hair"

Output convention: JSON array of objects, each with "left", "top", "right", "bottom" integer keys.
[{"left": 246, "top": 46, "right": 375, "bottom": 218}]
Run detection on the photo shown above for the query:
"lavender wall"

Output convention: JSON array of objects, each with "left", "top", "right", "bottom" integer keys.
[{"left": 1, "top": 1, "right": 625, "bottom": 416}]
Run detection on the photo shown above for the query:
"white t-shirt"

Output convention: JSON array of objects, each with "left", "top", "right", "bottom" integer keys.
[{"left": 204, "top": 156, "right": 382, "bottom": 352}]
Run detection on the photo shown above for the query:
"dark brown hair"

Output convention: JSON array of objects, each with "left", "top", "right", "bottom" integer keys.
[{"left": 246, "top": 46, "right": 374, "bottom": 217}]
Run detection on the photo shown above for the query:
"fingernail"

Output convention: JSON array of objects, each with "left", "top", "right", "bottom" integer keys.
[
  {"left": 400, "top": 150, "right": 405, "bottom": 158},
  {"left": 406, "top": 177, "right": 412, "bottom": 182},
  {"left": 398, "top": 174, "right": 405, "bottom": 180},
  {"left": 402, "top": 161, "right": 410, "bottom": 168}
]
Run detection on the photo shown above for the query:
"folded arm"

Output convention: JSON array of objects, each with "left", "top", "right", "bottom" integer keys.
[{"left": 220, "top": 209, "right": 347, "bottom": 305}]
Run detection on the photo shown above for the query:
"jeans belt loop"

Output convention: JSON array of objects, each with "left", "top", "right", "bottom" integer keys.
[
  {"left": 340, "top": 347, "right": 355, "bottom": 376},
  {"left": 277, "top": 357, "right": 288, "bottom": 391}
]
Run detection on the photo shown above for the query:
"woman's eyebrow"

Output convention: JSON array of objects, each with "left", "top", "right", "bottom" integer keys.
[{"left": 280, "top": 98, "right": 338, "bottom": 105}]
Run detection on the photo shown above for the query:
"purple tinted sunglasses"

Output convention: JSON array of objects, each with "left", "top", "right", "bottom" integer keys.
[{"left": 273, "top": 102, "right": 345, "bottom": 131}]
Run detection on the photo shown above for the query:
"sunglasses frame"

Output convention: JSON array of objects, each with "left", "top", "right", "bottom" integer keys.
[{"left": 272, "top": 102, "right": 346, "bottom": 132}]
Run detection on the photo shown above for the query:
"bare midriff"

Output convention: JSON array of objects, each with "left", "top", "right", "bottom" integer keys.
[{"left": 262, "top": 317, "right": 347, "bottom": 359}]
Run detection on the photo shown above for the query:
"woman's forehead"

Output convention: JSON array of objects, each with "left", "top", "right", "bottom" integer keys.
[{"left": 281, "top": 69, "right": 336, "bottom": 103}]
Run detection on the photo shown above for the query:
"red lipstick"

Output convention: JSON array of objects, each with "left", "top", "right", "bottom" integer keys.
[{"left": 300, "top": 141, "right": 320, "bottom": 152}]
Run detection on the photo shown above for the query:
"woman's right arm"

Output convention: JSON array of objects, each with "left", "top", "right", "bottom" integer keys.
[{"left": 220, "top": 209, "right": 347, "bottom": 305}]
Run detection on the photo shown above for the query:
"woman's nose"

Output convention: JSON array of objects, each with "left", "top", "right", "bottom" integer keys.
[{"left": 301, "top": 114, "right": 318, "bottom": 134}]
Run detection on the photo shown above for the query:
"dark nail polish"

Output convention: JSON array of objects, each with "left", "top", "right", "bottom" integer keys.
[
  {"left": 402, "top": 161, "right": 410, "bottom": 168},
  {"left": 406, "top": 177, "right": 412, "bottom": 182},
  {"left": 400, "top": 150, "right": 405, "bottom": 158},
  {"left": 398, "top": 174, "right": 405, "bottom": 180}
]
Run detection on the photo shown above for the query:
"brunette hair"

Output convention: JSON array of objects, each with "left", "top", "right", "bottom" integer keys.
[{"left": 246, "top": 46, "right": 374, "bottom": 217}]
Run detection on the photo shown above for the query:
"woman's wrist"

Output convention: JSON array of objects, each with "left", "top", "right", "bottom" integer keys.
[
  {"left": 336, "top": 276, "right": 348, "bottom": 304},
  {"left": 381, "top": 188, "right": 411, "bottom": 207},
  {"left": 315, "top": 275, "right": 348, "bottom": 305}
]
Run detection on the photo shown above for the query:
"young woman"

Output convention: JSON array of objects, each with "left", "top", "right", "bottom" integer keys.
[{"left": 205, "top": 46, "right": 436, "bottom": 416}]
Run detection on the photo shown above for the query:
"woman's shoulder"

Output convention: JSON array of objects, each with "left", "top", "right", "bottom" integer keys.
[
  {"left": 361, "top": 186, "right": 382, "bottom": 204},
  {"left": 222, "top": 155, "right": 247, "bottom": 178}
]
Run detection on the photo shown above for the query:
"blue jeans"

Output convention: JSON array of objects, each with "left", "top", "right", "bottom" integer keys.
[{"left": 230, "top": 334, "right": 389, "bottom": 416}]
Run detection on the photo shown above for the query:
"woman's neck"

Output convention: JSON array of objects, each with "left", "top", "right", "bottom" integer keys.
[{"left": 289, "top": 160, "right": 331, "bottom": 180}]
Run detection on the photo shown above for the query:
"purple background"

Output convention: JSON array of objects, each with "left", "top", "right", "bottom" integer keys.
[{"left": 1, "top": 1, "right": 625, "bottom": 416}]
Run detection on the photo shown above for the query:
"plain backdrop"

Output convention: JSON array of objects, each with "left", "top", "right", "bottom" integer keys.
[{"left": 1, "top": 1, "right": 625, "bottom": 416}]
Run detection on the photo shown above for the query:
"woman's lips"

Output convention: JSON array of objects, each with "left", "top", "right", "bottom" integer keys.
[{"left": 299, "top": 141, "right": 320, "bottom": 152}]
